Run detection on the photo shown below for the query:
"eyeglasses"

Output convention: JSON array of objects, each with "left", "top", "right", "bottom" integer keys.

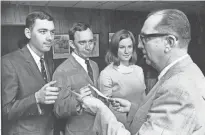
[
  {"left": 138, "top": 33, "right": 178, "bottom": 45},
  {"left": 77, "top": 39, "right": 95, "bottom": 46}
]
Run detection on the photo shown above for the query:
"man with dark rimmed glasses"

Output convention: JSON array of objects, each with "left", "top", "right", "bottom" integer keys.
[
  {"left": 77, "top": 9, "right": 205, "bottom": 135},
  {"left": 138, "top": 33, "right": 178, "bottom": 46}
]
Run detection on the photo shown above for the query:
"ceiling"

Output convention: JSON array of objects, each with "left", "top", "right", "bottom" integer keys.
[{"left": 2, "top": 0, "right": 205, "bottom": 13}]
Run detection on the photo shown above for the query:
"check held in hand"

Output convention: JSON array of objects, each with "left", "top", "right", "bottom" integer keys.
[{"left": 71, "top": 85, "right": 93, "bottom": 103}]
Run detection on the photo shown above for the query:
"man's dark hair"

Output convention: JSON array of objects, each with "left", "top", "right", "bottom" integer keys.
[
  {"left": 25, "top": 11, "right": 54, "bottom": 30},
  {"left": 69, "top": 22, "right": 91, "bottom": 41}
]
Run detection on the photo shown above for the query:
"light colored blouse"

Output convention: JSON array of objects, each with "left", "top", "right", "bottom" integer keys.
[{"left": 98, "top": 63, "right": 146, "bottom": 128}]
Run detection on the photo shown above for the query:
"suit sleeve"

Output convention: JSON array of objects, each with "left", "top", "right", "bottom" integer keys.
[
  {"left": 93, "top": 104, "right": 131, "bottom": 135},
  {"left": 53, "top": 70, "right": 80, "bottom": 118},
  {"left": 2, "top": 58, "right": 39, "bottom": 120},
  {"left": 135, "top": 86, "right": 197, "bottom": 135}
]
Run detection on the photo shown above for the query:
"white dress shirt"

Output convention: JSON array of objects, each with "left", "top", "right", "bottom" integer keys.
[
  {"left": 72, "top": 52, "right": 89, "bottom": 73},
  {"left": 27, "top": 44, "right": 42, "bottom": 72}
]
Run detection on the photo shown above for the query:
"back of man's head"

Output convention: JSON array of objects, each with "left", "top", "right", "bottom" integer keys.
[
  {"left": 148, "top": 9, "right": 191, "bottom": 48},
  {"left": 26, "top": 11, "right": 54, "bottom": 30}
]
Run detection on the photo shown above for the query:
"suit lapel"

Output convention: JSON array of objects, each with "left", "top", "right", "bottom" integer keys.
[
  {"left": 132, "top": 56, "right": 194, "bottom": 132},
  {"left": 143, "top": 56, "right": 193, "bottom": 104},
  {"left": 138, "top": 56, "right": 193, "bottom": 118},
  {"left": 21, "top": 46, "right": 45, "bottom": 85},
  {"left": 69, "top": 55, "right": 94, "bottom": 85}
]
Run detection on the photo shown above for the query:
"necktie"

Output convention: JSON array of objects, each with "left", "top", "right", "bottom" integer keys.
[
  {"left": 40, "top": 58, "right": 48, "bottom": 83},
  {"left": 85, "top": 59, "right": 94, "bottom": 82}
]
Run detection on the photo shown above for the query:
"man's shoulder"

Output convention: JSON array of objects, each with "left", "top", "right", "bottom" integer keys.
[
  {"left": 2, "top": 49, "right": 23, "bottom": 63},
  {"left": 54, "top": 55, "right": 75, "bottom": 72},
  {"left": 159, "top": 66, "right": 205, "bottom": 96}
]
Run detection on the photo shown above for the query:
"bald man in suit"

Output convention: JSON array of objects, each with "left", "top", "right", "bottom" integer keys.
[{"left": 81, "top": 9, "right": 205, "bottom": 135}]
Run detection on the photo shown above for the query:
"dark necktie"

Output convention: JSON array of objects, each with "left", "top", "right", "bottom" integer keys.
[
  {"left": 40, "top": 58, "right": 48, "bottom": 83},
  {"left": 85, "top": 59, "right": 94, "bottom": 82}
]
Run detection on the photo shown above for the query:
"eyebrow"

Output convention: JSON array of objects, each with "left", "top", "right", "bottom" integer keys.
[
  {"left": 119, "top": 44, "right": 133, "bottom": 46},
  {"left": 38, "top": 28, "right": 55, "bottom": 31}
]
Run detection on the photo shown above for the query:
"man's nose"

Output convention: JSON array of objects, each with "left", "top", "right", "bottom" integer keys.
[
  {"left": 85, "top": 43, "right": 92, "bottom": 50},
  {"left": 46, "top": 32, "right": 53, "bottom": 41}
]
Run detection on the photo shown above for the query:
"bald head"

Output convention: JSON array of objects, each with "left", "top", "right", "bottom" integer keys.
[{"left": 147, "top": 9, "right": 191, "bottom": 48}]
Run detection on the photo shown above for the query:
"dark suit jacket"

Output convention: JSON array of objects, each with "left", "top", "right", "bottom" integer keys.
[
  {"left": 126, "top": 55, "right": 205, "bottom": 135},
  {"left": 53, "top": 54, "right": 99, "bottom": 135},
  {"left": 2, "top": 46, "right": 54, "bottom": 135}
]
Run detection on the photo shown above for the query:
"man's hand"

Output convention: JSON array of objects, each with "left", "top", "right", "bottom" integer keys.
[
  {"left": 82, "top": 96, "right": 106, "bottom": 113},
  {"left": 35, "top": 81, "right": 59, "bottom": 104},
  {"left": 110, "top": 98, "right": 131, "bottom": 113},
  {"left": 76, "top": 85, "right": 93, "bottom": 103}
]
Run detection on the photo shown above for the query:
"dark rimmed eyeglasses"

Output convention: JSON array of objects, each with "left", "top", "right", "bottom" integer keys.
[{"left": 138, "top": 33, "right": 178, "bottom": 45}]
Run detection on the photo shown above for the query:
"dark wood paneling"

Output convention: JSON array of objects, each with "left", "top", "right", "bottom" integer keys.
[
  {"left": 1, "top": 4, "right": 148, "bottom": 71},
  {"left": 2, "top": 4, "right": 205, "bottom": 93}
]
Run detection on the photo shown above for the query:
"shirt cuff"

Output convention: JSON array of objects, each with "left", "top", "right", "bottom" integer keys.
[{"left": 35, "top": 92, "right": 43, "bottom": 115}]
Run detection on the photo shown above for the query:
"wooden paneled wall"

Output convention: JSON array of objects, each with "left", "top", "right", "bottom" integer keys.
[
  {"left": 2, "top": 4, "right": 205, "bottom": 92},
  {"left": 1, "top": 4, "right": 148, "bottom": 71}
]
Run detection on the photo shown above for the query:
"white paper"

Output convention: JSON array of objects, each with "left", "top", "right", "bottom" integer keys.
[{"left": 88, "top": 84, "right": 110, "bottom": 100}]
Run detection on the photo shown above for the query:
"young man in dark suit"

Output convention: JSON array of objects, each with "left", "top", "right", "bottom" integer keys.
[
  {"left": 2, "top": 11, "right": 59, "bottom": 135},
  {"left": 53, "top": 22, "right": 99, "bottom": 135}
]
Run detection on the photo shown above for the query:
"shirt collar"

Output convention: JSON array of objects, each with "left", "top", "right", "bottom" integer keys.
[
  {"left": 72, "top": 52, "right": 89, "bottom": 72},
  {"left": 158, "top": 54, "right": 189, "bottom": 80},
  {"left": 27, "top": 44, "right": 43, "bottom": 64},
  {"left": 72, "top": 52, "right": 88, "bottom": 63}
]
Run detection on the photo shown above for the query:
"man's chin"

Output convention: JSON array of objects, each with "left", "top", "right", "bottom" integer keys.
[
  {"left": 44, "top": 46, "right": 51, "bottom": 51},
  {"left": 44, "top": 48, "right": 51, "bottom": 52},
  {"left": 82, "top": 53, "right": 92, "bottom": 58}
]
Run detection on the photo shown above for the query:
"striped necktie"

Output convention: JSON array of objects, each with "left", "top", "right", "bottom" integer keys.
[
  {"left": 85, "top": 59, "right": 94, "bottom": 82},
  {"left": 40, "top": 57, "right": 48, "bottom": 83}
]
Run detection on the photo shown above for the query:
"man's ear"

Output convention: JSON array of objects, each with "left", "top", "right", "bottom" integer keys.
[
  {"left": 166, "top": 35, "right": 176, "bottom": 48},
  {"left": 69, "top": 40, "right": 75, "bottom": 49},
  {"left": 164, "top": 37, "right": 172, "bottom": 53},
  {"left": 24, "top": 28, "right": 31, "bottom": 39}
]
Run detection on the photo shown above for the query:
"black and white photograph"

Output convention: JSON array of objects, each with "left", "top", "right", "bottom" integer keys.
[{"left": 1, "top": 1, "right": 205, "bottom": 135}]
